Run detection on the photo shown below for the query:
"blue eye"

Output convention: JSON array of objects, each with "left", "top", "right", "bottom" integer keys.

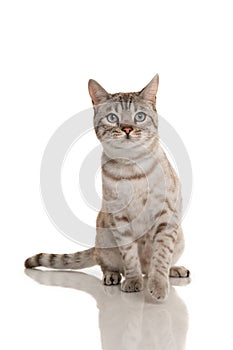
[
  {"left": 135, "top": 112, "right": 146, "bottom": 122},
  {"left": 107, "top": 114, "right": 119, "bottom": 123}
]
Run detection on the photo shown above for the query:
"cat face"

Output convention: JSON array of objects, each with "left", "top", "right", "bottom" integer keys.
[{"left": 88, "top": 75, "right": 159, "bottom": 156}]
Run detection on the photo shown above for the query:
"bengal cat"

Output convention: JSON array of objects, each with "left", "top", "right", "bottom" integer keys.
[{"left": 25, "top": 74, "right": 190, "bottom": 301}]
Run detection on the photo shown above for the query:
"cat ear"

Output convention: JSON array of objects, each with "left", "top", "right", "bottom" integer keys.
[
  {"left": 139, "top": 74, "right": 159, "bottom": 105},
  {"left": 88, "top": 79, "right": 109, "bottom": 105}
]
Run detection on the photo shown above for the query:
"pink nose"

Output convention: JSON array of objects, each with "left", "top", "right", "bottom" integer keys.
[{"left": 122, "top": 127, "right": 133, "bottom": 134}]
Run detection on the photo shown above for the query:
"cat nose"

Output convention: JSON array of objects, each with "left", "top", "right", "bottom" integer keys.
[{"left": 121, "top": 126, "right": 133, "bottom": 134}]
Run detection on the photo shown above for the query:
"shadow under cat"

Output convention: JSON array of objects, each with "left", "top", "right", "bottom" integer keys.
[{"left": 25, "top": 269, "right": 189, "bottom": 350}]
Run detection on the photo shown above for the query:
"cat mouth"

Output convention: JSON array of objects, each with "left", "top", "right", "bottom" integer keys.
[
  {"left": 122, "top": 133, "right": 140, "bottom": 141},
  {"left": 122, "top": 133, "right": 136, "bottom": 141},
  {"left": 111, "top": 130, "right": 140, "bottom": 140}
]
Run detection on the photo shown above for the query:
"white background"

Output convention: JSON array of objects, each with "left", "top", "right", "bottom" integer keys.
[{"left": 1, "top": 1, "right": 233, "bottom": 349}]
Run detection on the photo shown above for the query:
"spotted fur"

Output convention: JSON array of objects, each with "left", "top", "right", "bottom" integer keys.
[{"left": 25, "top": 75, "right": 189, "bottom": 301}]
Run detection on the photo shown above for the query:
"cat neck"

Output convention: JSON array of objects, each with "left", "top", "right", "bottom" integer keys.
[{"left": 101, "top": 141, "right": 160, "bottom": 181}]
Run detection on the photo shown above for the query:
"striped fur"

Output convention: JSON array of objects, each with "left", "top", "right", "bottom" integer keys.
[
  {"left": 24, "top": 248, "right": 95, "bottom": 269},
  {"left": 25, "top": 75, "right": 189, "bottom": 301}
]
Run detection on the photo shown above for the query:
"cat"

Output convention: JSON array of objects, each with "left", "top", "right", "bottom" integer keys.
[{"left": 25, "top": 74, "right": 190, "bottom": 301}]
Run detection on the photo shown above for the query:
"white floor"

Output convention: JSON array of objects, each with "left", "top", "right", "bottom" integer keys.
[
  {"left": 24, "top": 268, "right": 189, "bottom": 350},
  {"left": 2, "top": 240, "right": 233, "bottom": 350}
]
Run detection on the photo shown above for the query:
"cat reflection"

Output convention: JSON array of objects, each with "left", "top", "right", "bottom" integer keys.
[{"left": 25, "top": 269, "right": 188, "bottom": 350}]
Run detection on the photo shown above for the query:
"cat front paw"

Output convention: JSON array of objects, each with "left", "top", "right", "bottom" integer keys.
[
  {"left": 121, "top": 277, "right": 143, "bottom": 292},
  {"left": 147, "top": 274, "right": 169, "bottom": 301},
  {"left": 103, "top": 271, "right": 122, "bottom": 285}
]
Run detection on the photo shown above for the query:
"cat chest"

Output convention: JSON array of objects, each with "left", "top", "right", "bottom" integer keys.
[
  {"left": 102, "top": 175, "right": 165, "bottom": 223},
  {"left": 103, "top": 177, "right": 147, "bottom": 209}
]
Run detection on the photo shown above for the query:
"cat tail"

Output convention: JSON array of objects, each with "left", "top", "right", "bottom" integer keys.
[{"left": 24, "top": 248, "right": 96, "bottom": 270}]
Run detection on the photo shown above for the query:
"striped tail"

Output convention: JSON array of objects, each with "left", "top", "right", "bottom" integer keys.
[{"left": 24, "top": 248, "right": 96, "bottom": 270}]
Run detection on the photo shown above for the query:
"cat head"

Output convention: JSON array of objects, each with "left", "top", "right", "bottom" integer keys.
[{"left": 88, "top": 75, "right": 159, "bottom": 157}]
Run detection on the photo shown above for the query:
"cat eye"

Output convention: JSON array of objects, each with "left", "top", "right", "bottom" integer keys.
[
  {"left": 106, "top": 113, "right": 119, "bottom": 123},
  {"left": 134, "top": 112, "right": 146, "bottom": 122}
]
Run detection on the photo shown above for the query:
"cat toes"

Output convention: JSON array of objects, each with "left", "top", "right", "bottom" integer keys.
[
  {"left": 121, "top": 277, "right": 143, "bottom": 292},
  {"left": 103, "top": 271, "right": 122, "bottom": 285},
  {"left": 147, "top": 275, "right": 169, "bottom": 301},
  {"left": 169, "top": 266, "right": 190, "bottom": 278}
]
